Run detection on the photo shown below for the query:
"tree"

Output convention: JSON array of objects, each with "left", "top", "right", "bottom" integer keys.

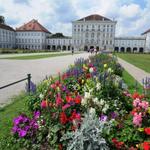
[{"left": 0, "top": 16, "right": 5, "bottom": 24}]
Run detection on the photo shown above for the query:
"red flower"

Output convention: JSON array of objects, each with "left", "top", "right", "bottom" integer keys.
[
  {"left": 112, "top": 138, "right": 124, "bottom": 149},
  {"left": 58, "top": 144, "right": 63, "bottom": 150},
  {"left": 74, "top": 96, "right": 81, "bottom": 104},
  {"left": 41, "top": 100, "right": 48, "bottom": 108},
  {"left": 86, "top": 73, "right": 91, "bottom": 79},
  {"left": 142, "top": 142, "right": 150, "bottom": 150},
  {"left": 66, "top": 96, "right": 73, "bottom": 103},
  {"left": 69, "top": 110, "right": 81, "bottom": 122},
  {"left": 132, "top": 92, "right": 144, "bottom": 100},
  {"left": 71, "top": 125, "right": 77, "bottom": 131},
  {"left": 144, "top": 128, "right": 150, "bottom": 135},
  {"left": 60, "top": 112, "right": 68, "bottom": 125},
  {"left": 132, "top": 92, "right": 140, "bottom": 99}
]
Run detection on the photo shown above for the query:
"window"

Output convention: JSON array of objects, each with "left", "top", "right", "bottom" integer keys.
[
  {"left": 86, "top": 33, "right": 88, "bottom": 37},
  {"left": 91, "top": 33, "right": 94, "bottom": 38},
  {"left": 110, "top": 40, "right": 112, "bottom": 45}
]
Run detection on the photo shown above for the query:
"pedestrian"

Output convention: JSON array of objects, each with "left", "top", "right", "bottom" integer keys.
[{"left": 72, "top": 49, "right": 74, "bottom": 55}]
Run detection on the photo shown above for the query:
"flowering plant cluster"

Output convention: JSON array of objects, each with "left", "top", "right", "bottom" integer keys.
[
  {"left": 110, "top": 92, "right": 150, "bottom": 150},
  {"left": 10, "top": 53, "right": 150, "bottom": 150}
]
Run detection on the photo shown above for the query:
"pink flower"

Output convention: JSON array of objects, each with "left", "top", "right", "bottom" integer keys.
[
  {"left": 62, "top": 104, "right": 71, "bottom": 111},
  {"left": 139, "top": 101, "right": 149, "bottom": 111},
  {"left": 41, "top": 100, "right": 48, "bottom": 108},
  {"left": 51, "top": 84, "right": 56, "bottom": 89},
  {"left": 56, "top": 94, "right": 63, "bottom": 106},
  {"left": 133, "top": 98, "right": 141, "bottom": 107},
  {"left": 75, "top": 113, "right": 81, "bottom": 120},
  {"left": 133, "top": 113, "right": 142, "bottom": 127}
]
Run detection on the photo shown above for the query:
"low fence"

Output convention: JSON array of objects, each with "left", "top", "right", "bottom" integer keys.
[{"left": 0, "top": 74, "right": 31, "bottom": 93}]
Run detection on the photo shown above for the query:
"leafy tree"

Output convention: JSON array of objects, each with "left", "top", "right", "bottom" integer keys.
[{"left": 0, "top": 16, "right": 5, "bottom": 24}]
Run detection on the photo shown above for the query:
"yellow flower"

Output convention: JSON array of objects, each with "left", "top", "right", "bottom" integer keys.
[
  {"left": 147, "top": 107, "right": 150, "bottom": 114},
  {"left": 57, "top": 87, "right": 60, "bottom": 92},
  {"left": 82, "top": 80, "right": 84, "bottom": 84},
  {"left": 136, "top": 144, "right": 139, "bottom": 148},
  {"left": 104, "top": 64, "right": 107, "bottom": 68},
  {"left": 83, "top": 64, "right": 88, "bottom": 70},
  {"left": 138, "top": 128, "right": 144, "bottom": 132}
]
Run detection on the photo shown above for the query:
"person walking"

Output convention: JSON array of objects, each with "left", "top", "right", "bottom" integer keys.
[{"left": 72, "top": 49, "right": 74, "bottom": 55}]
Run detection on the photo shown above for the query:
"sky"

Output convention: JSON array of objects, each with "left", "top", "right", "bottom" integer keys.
[{"left": 0, "top": 0, "right": 150, "bottom": 36}]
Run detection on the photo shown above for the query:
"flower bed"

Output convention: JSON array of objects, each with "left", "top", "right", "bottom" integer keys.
[{"left": 9, "top": 54, "right": 150, "bottom": 149}]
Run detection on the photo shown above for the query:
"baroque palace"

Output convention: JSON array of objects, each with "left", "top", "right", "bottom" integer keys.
[{"left": 0, "top": 14, "right": 150, "bottom": 53}]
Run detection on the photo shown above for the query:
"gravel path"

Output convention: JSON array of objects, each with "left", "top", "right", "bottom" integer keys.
[
  {"left": 0, "top": 53, "right": 90, "bottom": 106},
  {"left": 117, "top": 57, "right": 150, "bottom": 85}
]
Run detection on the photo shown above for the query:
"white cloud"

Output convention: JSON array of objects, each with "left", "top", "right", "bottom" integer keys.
[
  {"left": 0, "top": 0, "right": 150, "bottom": 36},
  {"left": 119, "top": 4, "right": 141, "bottom": 18}
]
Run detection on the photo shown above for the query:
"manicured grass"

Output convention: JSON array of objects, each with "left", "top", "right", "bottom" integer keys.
[
  {"left": 122, "top": 70, "right": 143, "bottom": 94},
  {"left": 0, "top": 92, "right": 29, "bottom": 140},
  {"left": 1, "top": 52, "right": 78, "bottom": 60},
  {"left": 117, "top": 53, "right": 150, "bottom": 73}
]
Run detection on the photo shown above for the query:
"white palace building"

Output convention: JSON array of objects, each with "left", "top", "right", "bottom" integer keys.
[{"left": 0, "top": 14, "right": 150, "bottom": 53}]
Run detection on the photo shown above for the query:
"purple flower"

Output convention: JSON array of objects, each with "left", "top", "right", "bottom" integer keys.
[
  {"left": 111, "top": 112, "right": 118, "bottom": 119},
  {"left": 24, "top": 126, "right": 30, "bottom": 131},
  {"left": 34, "top": 111, "right": 40, "bottom": 119},
  {"left": 12, "top": 126, "right": 18, "bottom": 133},
  {"left": 100, "top": 114, "right": 108, "bottom": 122},
  {"left": 19, "top": 130, "right": 27, "bottom": 137},
  {"left": 13, "top": 115, "right": 23, "bottom": 125}
]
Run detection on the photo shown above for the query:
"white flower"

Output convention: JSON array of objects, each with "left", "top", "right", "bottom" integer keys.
[
  {"left": 89, "top": 88, "right": 93, "bottom": 93},
  {"left": 81, "top": 98, "right": 87, "bottom": 106},
  {"left": 102, "top": 104, "right": 109, "bottom": 113},
  {"left": 99, "top": 99, "right": 105, "bottom": 105},
  {"left": 39, "top": 94, "right": 44, "bottom": 99},
  {"left": 96, "top": 82, "right": 101, "bottom": 90},
  {"left": 89, "top": 107, "right": 96, "bottom": 116},
  {"left": 84, "top": 92, "right": 91, "bottom": 99},
  {"left": 93, "top": 97, "right": 98, "bottom": 103},
  {"left": 89, "top": 67, "right": 94, "bottom": 73}
]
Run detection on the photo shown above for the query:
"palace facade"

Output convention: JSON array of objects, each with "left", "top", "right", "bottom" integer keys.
[{"left": 0, "top": 14, "right": 150, "bottom": 53}]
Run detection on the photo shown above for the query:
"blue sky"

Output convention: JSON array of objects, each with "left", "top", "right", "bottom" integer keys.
[{"left": 0, "top": 0, "right": 150, "bottom": 36}]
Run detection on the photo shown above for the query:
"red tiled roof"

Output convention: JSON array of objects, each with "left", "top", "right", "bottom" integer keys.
[
  {"left": 141, "top": 28, "right": 150, "bottom": 35},
  {"left": 77, "top": 14, "right": 111, "bottom": 21},
  {"left": 0, "top": 23, "right": 15, "bottom": 31},
  {"left": 16, "top": 19, "right": 51, "bottom": 33}
]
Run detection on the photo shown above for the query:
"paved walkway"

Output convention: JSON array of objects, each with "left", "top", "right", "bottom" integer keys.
[
  {"left": 117, "top": 57, "right": 150, "bottom": 85},
  {"left": 0, "top": 53, "right": 90, "bottom": 106},
  {"left": 0, "top": 51, "right": 71, "bottom": 58}
]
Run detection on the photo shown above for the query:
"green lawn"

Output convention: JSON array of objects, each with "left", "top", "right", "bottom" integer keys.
[
  {"left": 122, "top": 70, "right": 143, "bottom": 94},
  {"left": 117, "top": 53, "right": 150, "bottom": 73},
  {"left": 1, "top": 52, "right": 78, "bottom": 60},
  {"left": 0, "top": 92, "right": 29, "bottom": 141}
]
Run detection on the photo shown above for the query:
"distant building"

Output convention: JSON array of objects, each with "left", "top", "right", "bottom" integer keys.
[
  {"left": 1, "top": 14, "right": 150, "bottom": 52},
  {"left": 115, "top": 37, "right": 146, "bottom": 53},
  {"left": 16, "top": 19, "right": 51, "bottom": 50},
  {"left": 141, "top": 29, "right": 150, "bottom": 53},
  {"left": 46, "top": 33, "right": 72, "bottom": 50},
  {"left": 72, "top": 14, "right": 116, "bottom": 51},
  {"left": 0, "top": 23, "right": 15, "bottom": 49}
]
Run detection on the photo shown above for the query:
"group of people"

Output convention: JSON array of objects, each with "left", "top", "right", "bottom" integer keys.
[{"left": 87, "top": 48, "right": 99, "bottom": 54}]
